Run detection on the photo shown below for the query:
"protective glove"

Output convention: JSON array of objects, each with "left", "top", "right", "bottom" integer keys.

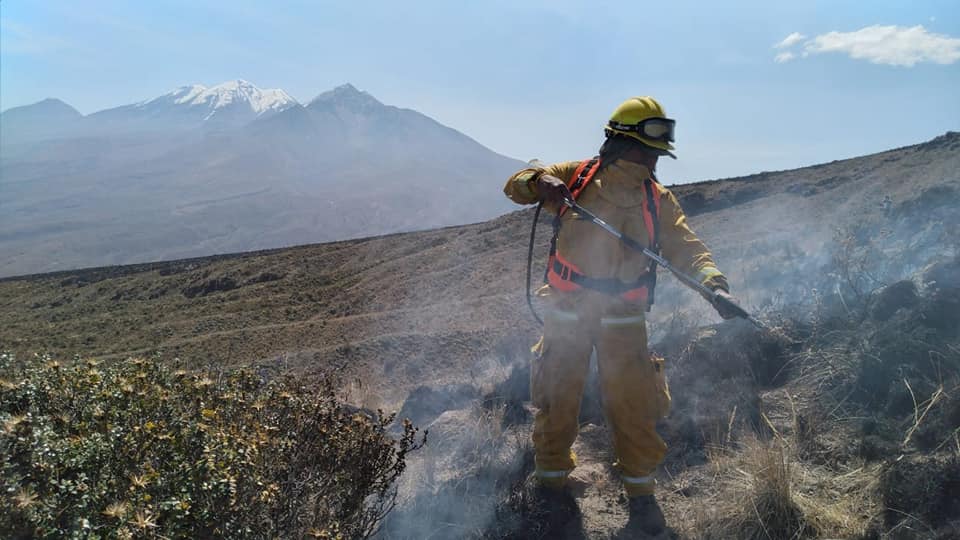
[
  {"left": 535, "top": 174, "right": 573, "bottom": 207},
  {"left": 712, "top": 289, "right": 743, "bottom": 320}
]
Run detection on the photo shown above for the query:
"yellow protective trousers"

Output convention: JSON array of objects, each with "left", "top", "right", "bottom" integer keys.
[{"left": 530, "top": 299, "right": 671, "bottom": 497}]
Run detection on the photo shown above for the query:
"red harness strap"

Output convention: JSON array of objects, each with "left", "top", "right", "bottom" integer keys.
[
  {"left": 545, "top": 157, "right": 662, "bottom": 305},
  {"left": 557, "top": 158, "right": 602, "bottom": 218}
]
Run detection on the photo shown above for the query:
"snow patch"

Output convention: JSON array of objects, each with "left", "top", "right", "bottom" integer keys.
[
  {"left": 141, "top": 80, "right": 299, "bottom": 118},
  {"left": 172, "top": 85, "right": 207, "bottom": 105}
]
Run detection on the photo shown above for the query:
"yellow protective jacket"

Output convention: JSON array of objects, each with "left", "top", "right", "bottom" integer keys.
[{"left": 504, "top": 159, "right": 728, "bottom": 302}]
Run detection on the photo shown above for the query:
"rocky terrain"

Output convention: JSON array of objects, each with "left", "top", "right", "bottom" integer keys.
[{"left": 1, "top": 132, "right": 959, "bottom": 538}]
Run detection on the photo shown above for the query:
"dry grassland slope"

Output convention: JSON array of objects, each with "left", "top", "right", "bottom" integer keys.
[{"left": 2, "top": 133, "right": 956, "bottom": 402}]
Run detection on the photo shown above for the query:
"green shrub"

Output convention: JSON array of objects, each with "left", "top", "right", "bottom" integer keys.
[{"left": 0, "top": 353, "right": 423, "bottom": 539}]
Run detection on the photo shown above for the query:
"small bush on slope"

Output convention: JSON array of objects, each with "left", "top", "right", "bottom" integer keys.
[{"left": 0, "top": 353, "right": 424, "bottom": 539}]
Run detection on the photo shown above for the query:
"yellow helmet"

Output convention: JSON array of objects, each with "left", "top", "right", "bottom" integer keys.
[{"left": 606, "top": 96, "right": 676, "bottom": 158}]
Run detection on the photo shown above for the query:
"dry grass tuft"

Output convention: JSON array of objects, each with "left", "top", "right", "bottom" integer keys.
[
  {"left": 697, "top": 438, "right": 813, "bottom": 540},
  {"left": 677, "top": 435, "right": 878, "bottom": 540}
]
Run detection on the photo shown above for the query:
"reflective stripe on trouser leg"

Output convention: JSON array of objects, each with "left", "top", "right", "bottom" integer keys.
[
  {"left": 548, "top": 310, "right": 646, "bottom": 328},
  {"left": 535, "top": 469, "right": 571, "bottom": 479},
  {"left": 545, "top": 309, "right": 579, "bottom": 323},
  {"left": 534, "top": 468, "right": 573, "bottom": 489},
  {"left": 621, "top": 474, "right": 657, "bottom": 497},
  {"left": 600, "top": 314, "right": 645, "bottom": 327},
  {"left": 530, "top": 312, "right": 595, "bottom": 482},
  {"left": 595, "top": 316, "right": 668, "bottom": 497}
]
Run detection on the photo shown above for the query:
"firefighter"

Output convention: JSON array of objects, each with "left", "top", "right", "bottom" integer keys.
[{"left": 504, "top": 96, "right": 740, "bottom": 534}]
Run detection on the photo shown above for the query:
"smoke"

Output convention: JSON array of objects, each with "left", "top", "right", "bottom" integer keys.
[
  {"left": 378, "top": 354, "right": 532, "bottom": 539},
  {"left": 374, "top": 177, "right": 960, "bottom": 537},
  {"left": 648, "top": 177, "right": 960, "bottom": 342},
  {"left": 370, "top": 136, "right": 960, "bottom": 537}
]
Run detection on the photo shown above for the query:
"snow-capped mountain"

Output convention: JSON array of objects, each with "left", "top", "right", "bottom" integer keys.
[
  {"left": 1, "top": 81, "right": 523, "bottom": 277},
  {"left": 142, "top": 80, "right": 298, "bottom": 119},
  {"left": 85, "top": 79, "right": 299, "bottom": 132}
]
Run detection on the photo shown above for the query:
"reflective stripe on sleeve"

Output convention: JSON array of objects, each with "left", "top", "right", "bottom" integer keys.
[
  {"left": 697, "top": 266, "right": 724, "bottom": 283},
  {"left": 515, "top": 171, "right": 539, "bottom": 199}
]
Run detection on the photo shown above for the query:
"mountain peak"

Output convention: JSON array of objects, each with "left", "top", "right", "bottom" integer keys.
[
  {"left": 2, "top": 98, "right": 82, "bottom": 118},
  {"left": 145, "top": 80, "right": 299, "bottom": 116},
  {"left": 37, "top": 97, "right": 73, "bottom": 107},
  {"left": 209, "top": 79, "right": 257, "bottom": 92},
  {"left": 309, "top": 83, "right": 382, "bottom": 108},
  {"left": 0, "top": 98, "right": 83, "bottom": 143}
]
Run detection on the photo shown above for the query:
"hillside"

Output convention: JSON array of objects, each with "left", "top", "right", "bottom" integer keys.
[
  {"left": 2, "top": 133, "right": 959, "bottom": 538},
  {"left": 2, "top": 132, "right": 957, "bottom": 397},
  {"left": 0, "top": 81, "right": 522, "bottom": 277}
]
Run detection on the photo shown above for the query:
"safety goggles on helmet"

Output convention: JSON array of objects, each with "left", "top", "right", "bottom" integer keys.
[{"left": 607, "top": 117, "right": 676, "bottom": 143}]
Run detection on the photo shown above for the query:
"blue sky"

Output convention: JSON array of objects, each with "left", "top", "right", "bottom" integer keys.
[{"left": 2, "top": 0, "right": 958, "bottom": 183}]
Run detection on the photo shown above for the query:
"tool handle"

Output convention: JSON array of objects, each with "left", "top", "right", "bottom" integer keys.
[
  {"left": 564, "top": 197, "right": 767, "bottom": 329},
  {"left": 712, "top": 290, "right": 749, "bottom": 318}
]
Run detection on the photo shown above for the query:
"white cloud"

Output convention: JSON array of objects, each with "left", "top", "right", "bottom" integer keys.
[
  {"left": 774, "top": 32, "right": 806, "bottom": 49},
  {"left": 787, "top": 25, "right": 960, "bottom": 67},
  {"left": 774, "top": 51, "right": 796, "bottom": 63}
]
